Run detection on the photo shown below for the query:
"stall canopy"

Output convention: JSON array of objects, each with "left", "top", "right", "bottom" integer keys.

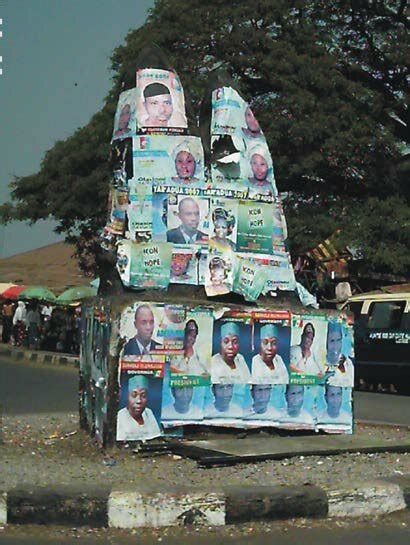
[
  {"left": 56, "top": 286, "right": 97, "bottom": 305},
  {"left": 18, "top": 286, "right": 56, "bottom": 303},
  {"left": 0, "top": 285, "right": 27, "bottom": 300}
]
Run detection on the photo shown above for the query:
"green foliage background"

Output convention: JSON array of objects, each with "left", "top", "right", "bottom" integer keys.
[{"left": 1, "top": 1, "right": 408, "bottom": 277}]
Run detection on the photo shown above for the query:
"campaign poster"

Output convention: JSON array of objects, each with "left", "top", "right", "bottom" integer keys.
[
  {"left": 325, "top": 318, "right": 355, "bottom": 388},
  {"left": 233, "top": 256, "right": 267, "bottom": 302},
  {"left": 237, "top": 201, "right": 274, "bottom": 254},
  {"left": 120, "top": 302, "right": 184, "bottom": 362},
  {"left": 209, "top": 197, "right": 238, "bottom": 250},
  {"left": 170, "top": 248, "right": 198, "bottom": 285},
  {"left": 129, "top": 241, "right": 172, "bottom": 290},
  {"left": 204, "top": 312, "right": 252, "bottom": 422},
  {"left": 204, "top": 244, "right": 236, "bottom": 296},
  {"left": 251, "top": 311, "right": 291, "bottom": 385},
  {"left": 136, "top": 69, "right": 187, "bottom": 132},
  {"left": 111, "top": 138, "right": 133, "bottom": 188},
  {"left": 112, "top": 88, "right": 137, "bottom": 141},
  {"left": 245, "top": 142, "right": 277, "bottom": 199},
  {"left": 116, "top": 239, "right": 131, "bottom": 286},
  {"left": 245, "top": 384, "right": 287, "bottom": 424},
  {"left": 161, "top": 370, "right": 208, "bottom": 424},
  {"left": 127, "top": 186, "right": 152, "bottom": 243},
  {"left": 211, "top": 87, "right": 265, "bottom": 144},
  {"left": 316, "top": 385, "right": 353, "bottom": 433},
  {"left": 198, "top": 250, "right": 208, "bottom": 286},
  {"left": 278, "top": 384, "right": 316, "bottom": 429},
  {"left": 153, "top": 192, "right": 210, "bottom": 248},
  {"left": 106, "top": 188, "right": 128, "bottom": 235},
  {"left": 260, "top": 253, "right": 296, "bottom": 293},
  {"left": 117, "top": 370, "right": 163, "bottom": 442},
  {"left": 132, "top": 135, "right": 204, "bottom": 188},
  {"left": 290, "top": 315, "right": 328, "bottom": 385},
  {"left": 210, "top": 148, "right": 249, "bottom": 193}
]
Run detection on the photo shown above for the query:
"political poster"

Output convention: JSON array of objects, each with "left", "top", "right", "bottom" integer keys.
[
  {"left": 127, "top": 186, "right": 152, "bottom": 243},
  {"left": 245, "top": 142, "right": 277, "bottom": 199},
  {"left": 251, "top": 311, "right": 291, "bottom": 385},
  {"left": 116, "top": 239, "right": 131, "bottom": 286},
  {"left": 106, "top": 188, "right": 128, "bottom": 235},
  {"left": 204, "top": 243, "right": 236, "bottom": 296},
  {"left": 129, "top": 242, "right": 173, "bottom": 290},
  {"left": 152, "top": 191, "right": 210, "bottom": 248},
  {"left": 316, "top": 385, "right": 353, "bottom": 433},
  {"left": 111, "top": 138, "right": 133, "bottom": 188},
  {"left": 120, "top": 303, "right": 184, "bottom": 363},
  {"left": 136, "top": 68, "right": 187, "bottom": 133},
  {"left": 290, "top": 315, "right": 328, "bottom": 385},
  {"left": 278, "top": 384, "right": 317, "bottom": 429},
  {"left": 209, "top": 197, "right": 238, "bottom": 250},
  {"left": 132, "top": 135, "right": 204, "bottom": 188},
  {"left": 325, "top": 318, "right": 355, "bottom": 388},
  {"left": 112, "top": 88, "right": 137, "bottom": 141},
  {"left": 245, "top": 384, "right": 287, "bottom": 424},
  {"left": 261, "top": 253, "right": 296, "bottom": 293},
  {"left": 237, "top": 201, "right": 274, "bottom": 254},
  {"left": 208, "top": 313, "right": 252, "bottom": 422},
  {"left": 233, "top": 256, "right": 267, "bottom": 302},
  {"left": 117, "top": 370, "right": 163, "bottom": 442},
  {"left": 170, "top": 248, "right": 198, "bottom": 285}
]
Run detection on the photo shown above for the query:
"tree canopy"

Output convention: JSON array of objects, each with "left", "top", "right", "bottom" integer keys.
[{"left": 1, "top": 0, "right": 408, "bottom": 278}]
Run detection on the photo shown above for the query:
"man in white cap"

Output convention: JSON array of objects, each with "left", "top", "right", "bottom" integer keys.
[
  {"left": 116, "top": 374, "right": 161, "bottom": 441},
  {"left": 251, "top": 324, "right": 289, "bottom": 385},
  {"left": 211, "top": 321, "right": 251, "bottom": 384},
  {"left": 325, "top": 322, "right": 354, "bottom": 388}
]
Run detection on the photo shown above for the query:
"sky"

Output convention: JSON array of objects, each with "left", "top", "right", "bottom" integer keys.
[{"left": 0, "top": 0, "right": 154, "bottom": 258}]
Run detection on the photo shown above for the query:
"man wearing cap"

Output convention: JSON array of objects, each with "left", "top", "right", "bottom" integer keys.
[
  {"left": 123, "top": 305, "right": 162, "bottom": 357},
  {"left": 167, "top": 197, "right": 208, "bottom": 245},
  {"left": 116, "top": 375, "right": 161, "bottom": 441},
  {"left": 162, "top": 384, "right": 204, "bottom": 421},
  {"left": 251, "top": 324, "right": 289, "bottom": 385},
  {"left": 142, "top": 83, "right": 173, "bottom": 127},
  {"left": 325, "top": 322, "right": 354, "bottom": 388},
  {"left": 317, "top": 384, "right": 352, "bottom": 426},
  {"left": 283, "top": 384, "right": 314, "bottom": 425},
  {"left": 211, "top": 322, "right": 251, "bottom": 384}
]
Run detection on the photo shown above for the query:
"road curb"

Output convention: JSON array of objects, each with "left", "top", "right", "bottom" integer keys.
[
  {"left": 0, "top": 345, "right": 79, "bottom": 367},
  {"left": 1, "top": 476, "right": 409, "bottom": 528}
]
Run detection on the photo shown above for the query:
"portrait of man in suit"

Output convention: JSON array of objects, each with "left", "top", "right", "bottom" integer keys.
[
  {"left": 123, "top": 304, "right": 162, "bottom": 356},
  {"left": 166, "top": 197, "right": 208, "bottom": 245}
]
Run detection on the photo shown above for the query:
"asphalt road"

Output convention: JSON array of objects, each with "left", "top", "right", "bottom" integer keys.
[
  {"left": 1, "top": 511, "right": 410, "bottom": 544},
  {"left": 0, "top": 356, "right": 409, "bottom": 426}
]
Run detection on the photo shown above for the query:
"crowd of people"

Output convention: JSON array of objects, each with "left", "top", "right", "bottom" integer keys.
[{"left": 1, "top": 300, "right": 81, "bottom": 354}]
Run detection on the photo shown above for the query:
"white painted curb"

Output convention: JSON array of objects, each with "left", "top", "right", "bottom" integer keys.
[
  {"left": 328, "top": 482, "right": 406, "bottom": 518},
  {"left": 108, "top": 491, "right": 225, "bottom": 528},
  {"left": 0, "top": 493, "right": 7, "bottom": 525}
]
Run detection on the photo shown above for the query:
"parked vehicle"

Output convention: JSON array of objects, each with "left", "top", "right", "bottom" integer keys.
[{"left": 342, "top": 288, "right": 410, "bottom": 393}]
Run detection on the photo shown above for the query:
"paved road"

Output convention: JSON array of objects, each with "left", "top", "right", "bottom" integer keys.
[
  {"left": 1, "top": 511, "right": 410, "bottom": 544},
  {"left": 0, "top": 356, "right": 78, "bottom": 414},
  {"left": 0, "top": 356, "right": 409, "bottom": 426}
]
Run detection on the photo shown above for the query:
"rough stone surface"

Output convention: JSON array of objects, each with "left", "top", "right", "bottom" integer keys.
[{"left": 328, "top": 482, "right": 406, "bottom": 517}]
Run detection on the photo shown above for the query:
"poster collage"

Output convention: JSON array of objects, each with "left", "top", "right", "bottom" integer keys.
[
  {"left": 104, "top": 67, "right": 296, "bottom": 300},
  {"left": 116, "top": 302, "right": 354, "bottom": 442}
]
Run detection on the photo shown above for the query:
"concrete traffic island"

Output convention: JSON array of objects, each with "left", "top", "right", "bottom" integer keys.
[{"left": 1, "top": 476, "right": 409, "bottom": 528}]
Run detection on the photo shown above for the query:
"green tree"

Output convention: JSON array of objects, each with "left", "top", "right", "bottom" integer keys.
[{"left": 1, "top": 0, "right": 408, "bottom": 277}]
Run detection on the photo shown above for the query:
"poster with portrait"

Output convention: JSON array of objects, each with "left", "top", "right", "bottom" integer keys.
[
  {"left": 209, "top": 197, "right": 238, "bottom": 250},
  {"left": 120, "top": 303, "right": 185, "bottom": 363},
  {"left": 129, "top": 242, "right": 172, "bottom": 290},
  {"left": 152, "top": 192, "right": 210, "bottom": 248},
  {"left": 237, "top": 201, "right": 274, "bottom": 254},
  {"left": 245, "top": 142, "right": 277, "bottom": 199},
  {"left": 325, "top": 318, "right": 355, "bottom": 388},
  {"left": 210, "top": 141, "right": 249, "bottom": 193},
  {"left": 117, "top": 369, "right": 163, "bottom": 442},
  {"left": 278, "top": 384, "right": 317, "bottom": 429},
  {"left": 132, "top": 135, "right": 204, "bottom": 188},
  {"left": 170, "top": 248, "right": 198, "bottom": 285},
  {"left": 245, "top": 384, "right": 287, "bottom": 424},
  {"left": 203, "top": 313, "right": 252, "bottom": 422},
  {"left": 233, "top": 256, "right": 267, "bottom": 302},
  {"left": 316, "top": 385, "right": 353, "bottom": 433},
  {"left": 290, "top": 315, "right": 328, "bottom": 385},
  {"left": 205, "top": 243, "right": 236, "bottom": 297},
  {"left": 112, "top": 88, "right": 137, "bottom": 141},
  {"left": 136, "top": 68, "right": 187, "bottom": 133}
]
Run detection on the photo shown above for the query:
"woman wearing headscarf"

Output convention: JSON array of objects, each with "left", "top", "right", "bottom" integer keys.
[{"left": 13, "top": 301, "right": 27, "bottom": 347}]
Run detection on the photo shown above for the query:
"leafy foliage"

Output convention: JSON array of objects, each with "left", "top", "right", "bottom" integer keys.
[{"left": 1, "top": 0, "right": 408, "bottom": 277}]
